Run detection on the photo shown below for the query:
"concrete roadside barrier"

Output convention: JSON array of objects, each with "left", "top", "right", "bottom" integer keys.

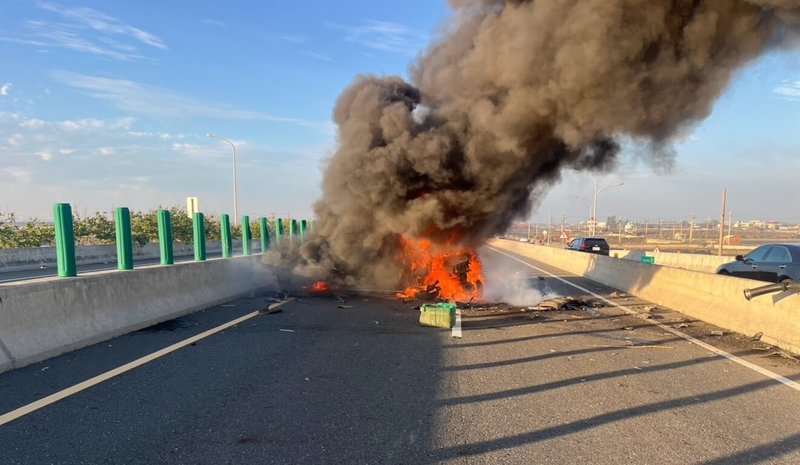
[
  {"left": 489, "top": 239, "right": 800, "bottom": 354},
  {"left": 0, "top": 241, "right": 230, "bottom": 274},
  {"left": 0, "top": 255, "right": 277, "bottom": 373}
]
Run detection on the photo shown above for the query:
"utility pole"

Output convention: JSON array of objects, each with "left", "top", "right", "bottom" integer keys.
[
  {"left": 689, "top": 214, "right": 695, "bottom": 244},
  {"left": 644, "top": 218, "right": 648, "bottom": 242},
  {"left": 718, "top": 188, "right": 727, "bottom": 256},
  {"left": 618, "top": 214, "right": 623, "bottom": 245},
  {"left": 207, "top": 133, "right": 239, "bottom": 226},
  {"left": 728, "top": 211, "right": 733, "bottom": 238},
  {"left": 705, "top": 217, "right": 710, "bottom": 242},
  {"left": 547, "top": 213, "right": 552, "bottom": 246},
  {"left": 659, "top": 218, "right": 663, "bottom": 240},
  {"left": 527, "top": 222, "right": 531, "bottom": 241}
]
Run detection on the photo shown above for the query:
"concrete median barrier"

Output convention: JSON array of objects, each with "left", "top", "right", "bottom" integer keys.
[
  {"left": 0, "top": 256, "right": 277, "bottom": 373},
  {"left": 610, "top": 249, "right": 733, "bottom": 274},
  {"left": 489, "top": 239, "right": 800, "bottom": 354}
]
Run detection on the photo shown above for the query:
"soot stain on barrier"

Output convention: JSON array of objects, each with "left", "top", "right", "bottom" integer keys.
[{"left": 136, "top": 317, "right": 191, "bottom": 333}]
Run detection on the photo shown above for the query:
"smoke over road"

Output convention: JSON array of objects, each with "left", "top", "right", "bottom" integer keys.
[{"left": 299, "top": 0, "right": 800, "bottom": 288}]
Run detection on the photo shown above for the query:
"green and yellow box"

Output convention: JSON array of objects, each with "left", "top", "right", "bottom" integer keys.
[{"left": 419, "top": 303, "right": 457, "bottom": 329}]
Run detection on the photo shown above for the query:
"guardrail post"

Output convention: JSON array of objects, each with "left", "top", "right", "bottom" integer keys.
[
  {"left": 193, "top": 212, "right": 206, "bottom": 261},
  {"left": 290, "top": 219, "right": 298, "bottom": 247},
  {"left": 221, "top": 214, "right": 232, "bottom": 258},
  {"left": 242, "top": 215, "right": 252, "bottom": 256},
  {"left": 114, "top": 207, "right": 134, "bottom": 270},
  {"left": 275, "top": 218, "right": 283, "bottom": 247},
  {"left": 259, "top": 217, "right": 270, "bottom": 253},
  {"left": 300, "top": 219, "right": 308, "bottom": 242},
  {"left": 158, "top": 209, "right": 174, "bottom": 265},
  {"left": 53, "top": 203, "right": 77, "bottom": 277}
]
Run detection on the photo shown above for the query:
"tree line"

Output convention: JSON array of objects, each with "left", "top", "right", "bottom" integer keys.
[{"left": 0, "top": 207, "right": 274, "bottom": 249}]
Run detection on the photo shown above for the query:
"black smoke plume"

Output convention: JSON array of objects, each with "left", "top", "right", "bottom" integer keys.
[{"left": 296, "top": 0, "right": 800, "bottom": 288}]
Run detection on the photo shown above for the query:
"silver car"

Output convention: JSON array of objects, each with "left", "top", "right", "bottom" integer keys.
[{"left": 716, "top": 244, "right": 800, "bottom": 283}]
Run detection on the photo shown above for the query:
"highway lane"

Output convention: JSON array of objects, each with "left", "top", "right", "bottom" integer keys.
[
  {"left": 1, "top": 247, "right": 800, "bottom": 463},
  {"left": 0, "top": 251, "right": 225, "bottom": 284}
]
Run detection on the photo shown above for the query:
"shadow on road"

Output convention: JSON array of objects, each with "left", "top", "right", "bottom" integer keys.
[{"left": 435, "top": 378, "right": 778, "bottom": 460}]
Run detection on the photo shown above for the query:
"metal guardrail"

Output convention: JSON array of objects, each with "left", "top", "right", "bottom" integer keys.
[{"left": 744, "top": 281, "right": 800, "bottom": 301}]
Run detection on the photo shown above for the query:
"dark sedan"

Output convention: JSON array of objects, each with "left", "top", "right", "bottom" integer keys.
[
  {"left": 565, "top": 237, "right": 610, "bottom": 256},
  {"left": 716, "top": 244, "right": 800, "bottom": 283}
]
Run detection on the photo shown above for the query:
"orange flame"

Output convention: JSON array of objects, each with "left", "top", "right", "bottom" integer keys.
[
  {"left": 396, "top": 237, "right": 484, "bottom": 301},
  {"left": 310, "top": 281, "right": 330, "bottom": 293}
]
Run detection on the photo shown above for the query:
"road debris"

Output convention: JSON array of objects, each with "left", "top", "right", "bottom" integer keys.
[
  {"left": 531, "top": 297, "right": 603, "bottom": 311},
  {"left": 761, "top": 351, "right": 799, "bottom": 362},
  {"left": 420, "top": 303, "right": 457, "bottom": 329},
  {"left": 710, "top": 330, "right": 724, "bottom": 336},
  {"left": 589, "top": 344, "right": 675, "bottom": 350},
  {"left": 752, "top": 332, "right": 764, "bottom": 341},
  {"left": 337, "top": 305, "right": 354, "bottom": 309},
  {"left": 259, "top": 305, "right": 283, "bottom": 314},
  {"left": 279, "top": 329, "right": 295, "bottom": 333}
]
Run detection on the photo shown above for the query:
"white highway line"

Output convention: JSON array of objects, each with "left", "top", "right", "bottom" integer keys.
[
  {"left": 0, "top": 299, "right": 295, "bottom": 427},
  {"left": 452, "top": 310, "right": 462, "bottom": 338},
  {"left": 487, "top": 246, "right": 800, "bottom": 393}
]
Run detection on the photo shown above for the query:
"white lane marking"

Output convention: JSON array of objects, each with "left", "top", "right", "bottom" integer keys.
[
  {"left": 0, "top": 299, "right": 295, "bottom": 427},
  {"left": 452, "top": 310, "right": 462, "bottom": 338},
  {"left": 487, "top": 246, "right": 800, "bottom": 393}
]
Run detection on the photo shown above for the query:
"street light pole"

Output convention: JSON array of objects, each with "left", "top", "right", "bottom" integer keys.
[
  {"left": 590, "top": 175, "right": 624, "bottom": 237},
  {"left": 207, "top": 133, "right": 238, "bottom": 226}
]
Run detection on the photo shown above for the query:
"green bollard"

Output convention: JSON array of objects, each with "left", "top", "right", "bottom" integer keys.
[
  {"left": 300, "top": 219, "right": 308, "bottom": 242},
  {"left": 53, "top": 203, "right": 77, "bottom": 277},
  {"left": 158, "top": 209, "right": 174, "bottom": 265},
  {"left": 193, "top": 212, "right": 206, "bottom": 261},
  {"left": 275, "top": 218, "right": 283, "bottom": 247},
  {"left": 114, "top": 207, "right": 134, "bottom": 270},
  {"left": 289, "top": 219, "right": 298, "bottom": 247},
  {"left": 259, "top": 217, "right": 270, "bottom": 253},
  {"left": 221, "top": 214, "right": 232, "bottom": 258},
  {"left": 242, "top": 215, "right": 252, "bottom": 256}
]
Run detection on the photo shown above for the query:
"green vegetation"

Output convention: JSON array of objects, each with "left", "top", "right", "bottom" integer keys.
[{"left": 0, "top": 208, "right": 275, "bottom": 249}]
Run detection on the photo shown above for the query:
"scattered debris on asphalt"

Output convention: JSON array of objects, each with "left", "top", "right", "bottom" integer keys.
[
  {"left": 337, "top": 305, "right": 354, "bottom": 309},
  {"left": 279, "top": 329, "right": 295, "bottom": 333},
  {"left": 259, "top": 305, "right": 283, "bottom": 314},
  {"left": 710, "top": 330, "right": 724, "bottom": 336},
  {"left": 529, "top": 297, "right": 604, "bottom": 312},
  {"left": 589, "top": 344, "right": 675, "bottom": 350},
  {"left": 676, "top": 323, "right": 690, "bottom": 329},
  {"left": 761, "top": 351, "right": 799, "bottom": 362}
]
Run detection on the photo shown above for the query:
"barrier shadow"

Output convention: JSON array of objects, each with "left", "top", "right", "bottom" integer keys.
[{"left": 435, "top": 378, "right": 777, "bottom": 460}]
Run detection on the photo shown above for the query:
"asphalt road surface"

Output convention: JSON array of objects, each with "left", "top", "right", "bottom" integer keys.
[
  {"left": 1, "top": 247, "right": 799, "bottom": 464},
  {"left": 0, "top": 251, "right": 224, "bottom": 284}
]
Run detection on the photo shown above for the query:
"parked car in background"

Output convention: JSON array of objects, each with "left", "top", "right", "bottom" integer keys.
[
  {"left": 565, "top": 237, "right": 610, "bottom": 256},
  {"left": 715, "top": 244, "right": 799, "bottom": 283}
]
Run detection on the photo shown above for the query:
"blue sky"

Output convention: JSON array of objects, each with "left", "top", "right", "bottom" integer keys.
[{"left": 1, "top": 1, "right": 799, "bottom": 224}]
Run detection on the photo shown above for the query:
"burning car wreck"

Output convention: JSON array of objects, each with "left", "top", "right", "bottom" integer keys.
[
  {"left": 394, "top": 238, "right": 484, "bottom": 302},
  {"left": 398, "top": 251, "right": 484, "bottom": 302}
]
